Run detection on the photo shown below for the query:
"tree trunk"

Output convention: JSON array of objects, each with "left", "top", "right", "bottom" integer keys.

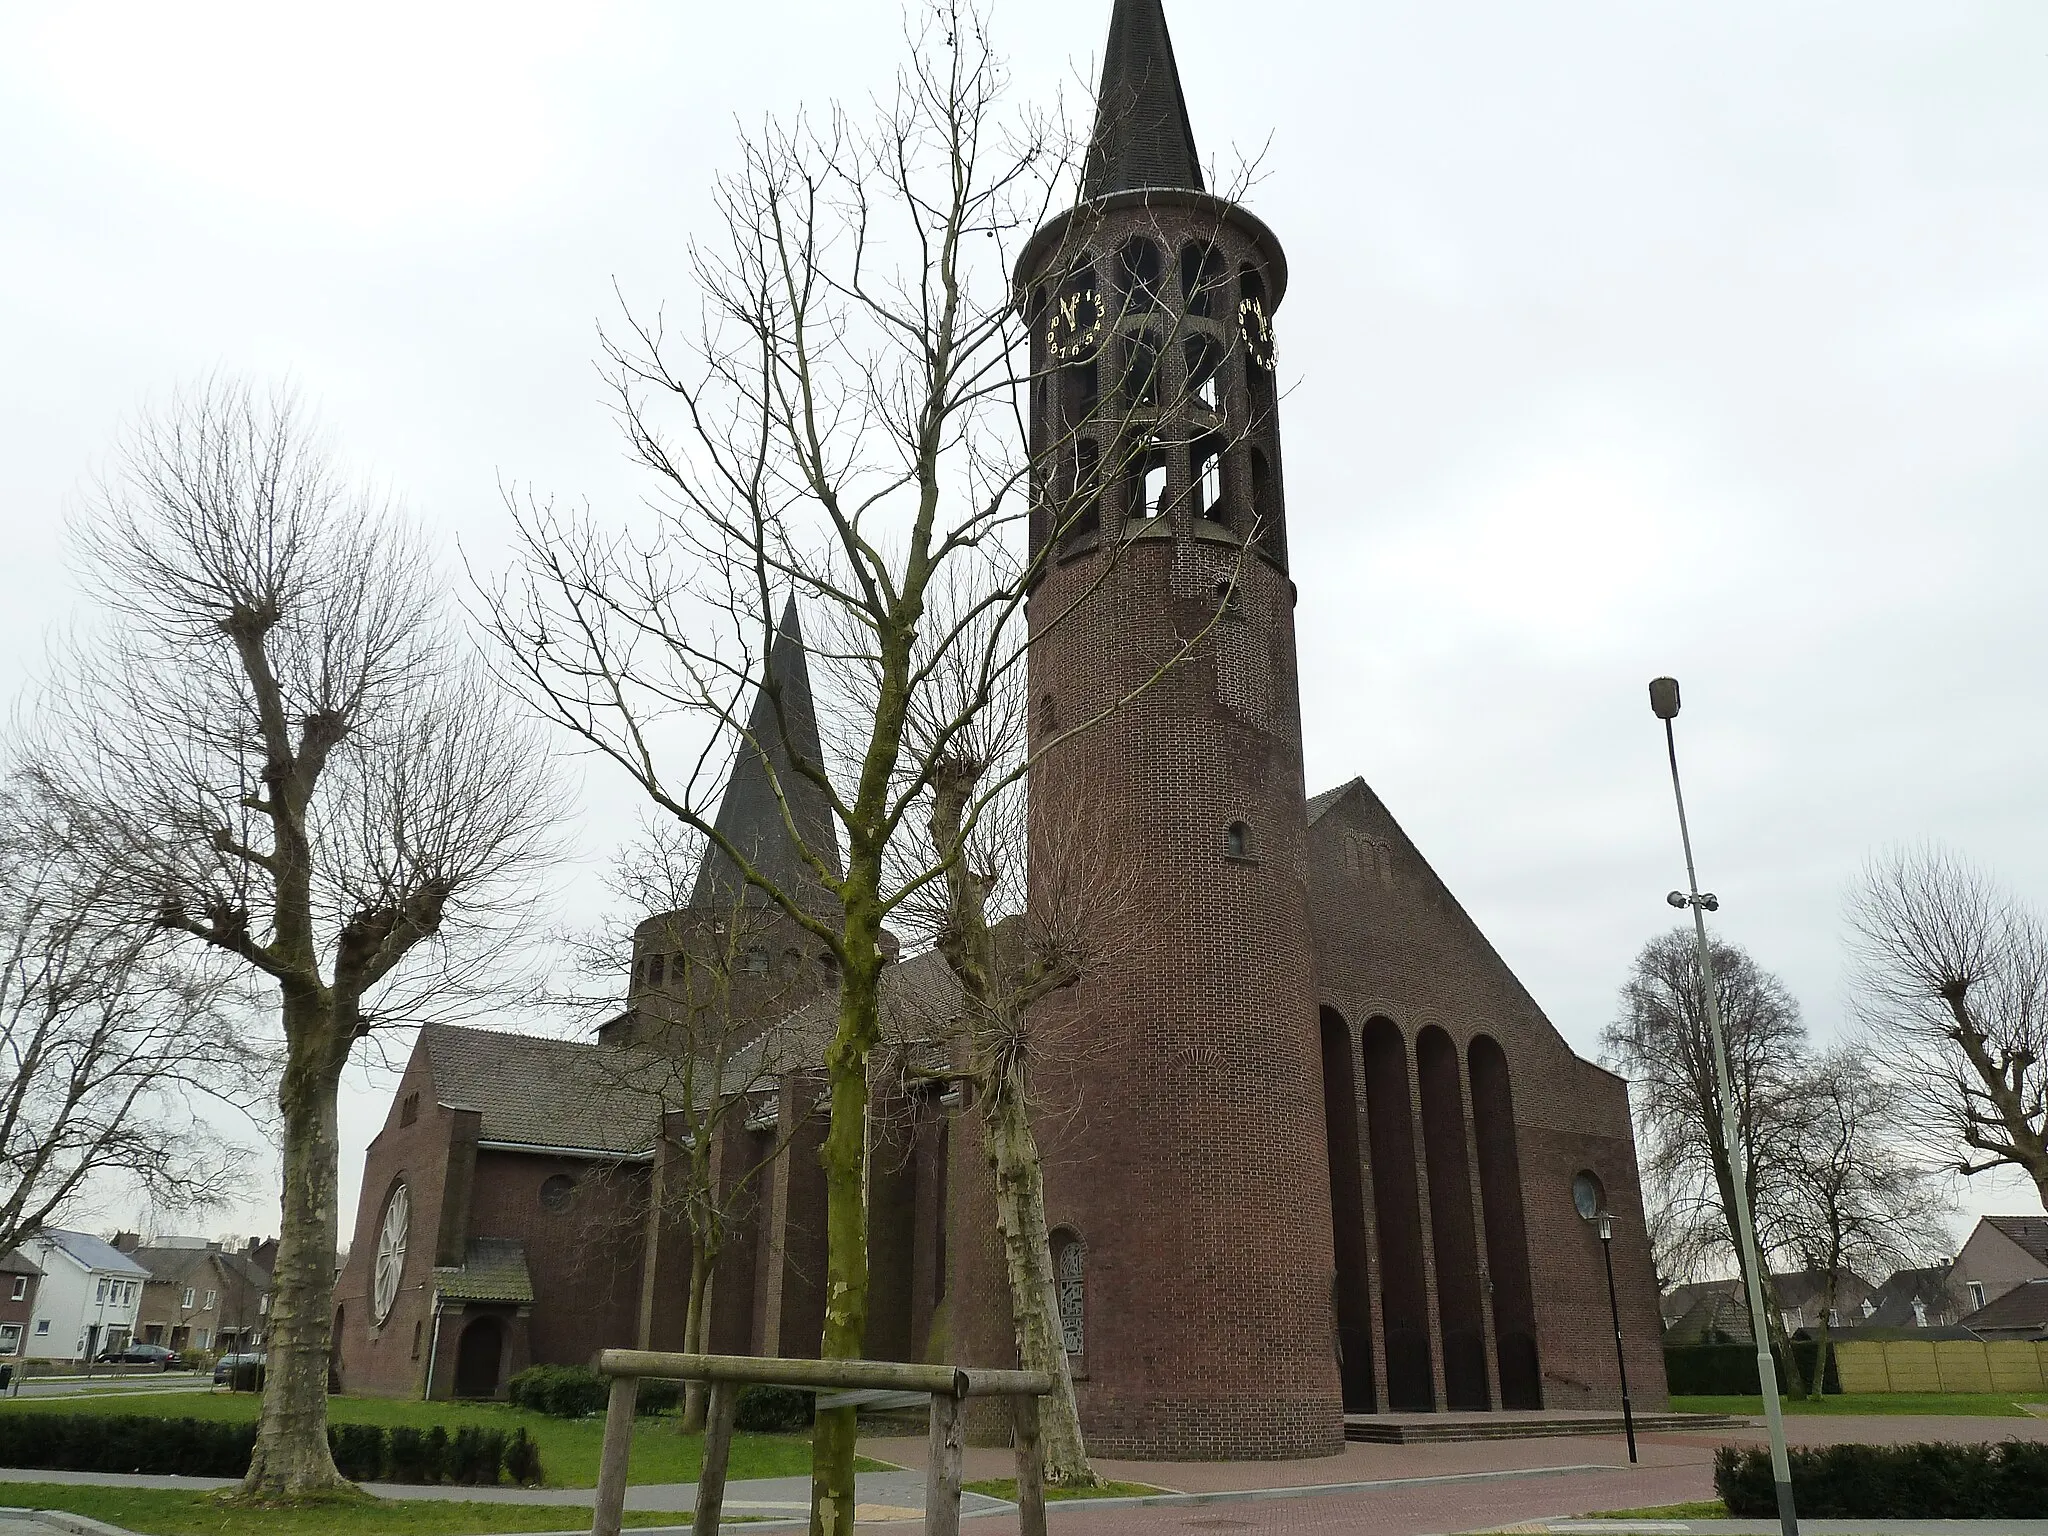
[
  {"left": 680, "top": 1245, "right": 714, "bottom": 1434},
  {"left": 984, "top": 1065, "right": 1095, "bottom": 1487},
  {"left": 809, "top": 930, "right": 881, "bottom": 1536},
  {"left": 240, "top": 1029, "right": 349, "bottom": 1498},
  {"left": 1760, "top": 1279, "right": 1807, "bottom": 1400}
]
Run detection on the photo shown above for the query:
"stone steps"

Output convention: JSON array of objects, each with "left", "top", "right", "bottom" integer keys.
[{"left": 1344, "top": 1411, "right": 1748, "bottom": 1444}]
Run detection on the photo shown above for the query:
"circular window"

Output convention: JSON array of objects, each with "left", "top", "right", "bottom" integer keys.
[
  {"left": 372, "top": 1183, "right": 409, "bottom": 1323},
  {"left": 1571, "top": 1169, "right": 1606, "bottom": 1221},
  {"left": 539, "top": 1174, "right": 577, "bottom": 1213}
]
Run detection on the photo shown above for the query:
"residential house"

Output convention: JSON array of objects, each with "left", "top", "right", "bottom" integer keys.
[
  {"left": 0, "top": 1250, "right": 43, "bottom": 1360},
  {"left": 16, "top": 1231, "right": 148, "bottom": 1362},
  {"left": 1661, "top": 1268, "right": 1874, "bottom": 1341},
  {"left": 1856, "top": 1264, "right": 1971, "bottom": 1330},
  {"left": 1961, "top": 1277, "right": 2048, "bottom": 1341},
  {"left": 1951, "top": 1216, "right": 2048, "bottom": 1316},
  {"left": 117, "top": 1235, "right": 273, "bottom": 1355}
]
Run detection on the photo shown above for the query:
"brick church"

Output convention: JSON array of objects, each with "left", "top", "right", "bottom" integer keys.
[{"left": 334, "top": 0, "right": 1668, "bottom": 1457}]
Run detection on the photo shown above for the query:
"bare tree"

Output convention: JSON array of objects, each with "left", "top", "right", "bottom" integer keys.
[
  {"left": 23, "top": 380, "right": 562, "bottom": 1498},
  {"left": 479, "top": 9, "right": 1249, "bottom": 1526},
  {"left": 0, "top": 778, "right": 251, "bottom": 1261},
  {"left": 1769, "top": 1045, "right": 1951, "bottom": 1397},
  {"left": 1602, "top": 929, "right": 1816, "bottom": 1395},
  {"left": 1847, "top": 846, "right": 2048, "bottom": 1211}
]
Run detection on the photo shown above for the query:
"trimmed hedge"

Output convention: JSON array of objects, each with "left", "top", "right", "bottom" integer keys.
[
  {"left": 1664, "top": 1341, "right": 1839, "bottom": 1396},
  {"left": 0, "top": 1413, "right": 540, "bottom": 1487},
  {"left": 507, "top": 1363, "right": 681, "bottom": 1418},
  {"left": 735, "top": 1384, "right": 813, "bottom": 1433},
  {"left": 1717, "top": 1441, "right": 2048, "bottom": 1518}
]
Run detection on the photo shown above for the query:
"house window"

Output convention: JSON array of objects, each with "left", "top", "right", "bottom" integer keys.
[
  {"left": 0, "top": 1325, "right": 18, "bottom": 1355},
  {"left": 399, "top": 1092, "right": 419, "bottom": 1128},
  {"left": 204, "top": 1290, "right": 217, "bottom": 1311},
  {"left": 34, "top": 1320, "right": 48, "bottom": 1335},
  {"left": 1052, "top": 1231, "right": 1084, "bottom": 1355},
  {"left": 196, "top": 1329, "right": 209, "bottom": 1349},
  {"left": 1968, "top": 1281, "right": 1986, "bottom": 1311},
  {"left": 1826, "top": 1309, "right": 1839, "bottom": 1328},
  {"left": 9, "top": 1278, "right": 24, "bottom": 1302},
  {"left": 182, "top": 1288, "right": 196, "bottom": 1309},
  {"left": 1912, "top": 1299, "right": 1928, "bottom": 1327},
  {"left": 96, "top": 1280, "right": 108, "bottom": 1304},
  {"left": 744, "top": 945, "right": 770, "bottom": 976},
  {"left": 540, "top": 1174, "right": 577, "bottom": 1212},
  {"left": 1860, "top": 1298, "right": 1875, "bottom": 1319},
  {"left": 259, "top": 1295, "right": 270, "bottom": 1316}
]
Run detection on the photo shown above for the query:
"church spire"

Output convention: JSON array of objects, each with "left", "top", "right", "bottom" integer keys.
[
  {"left": 689, "top": 599, "right": 842, "bottom": 911},
  {"left": 1081, "top": 0, "right": 1204, "bottom": 200}
]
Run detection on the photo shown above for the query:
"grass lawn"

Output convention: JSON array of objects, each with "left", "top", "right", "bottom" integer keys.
[
  {"left": 0, "top": 1390, "right": 878, "bottom": 1488},
  {"left": 1673, "top": 1392, "right": 2048, "bottom": 1418},
  {"left": 962, "top": 1477, "right": 1166, "bottom": 1502},
  {"left": 0, "top": 1482, "right": 711, "bottom": 1534}
]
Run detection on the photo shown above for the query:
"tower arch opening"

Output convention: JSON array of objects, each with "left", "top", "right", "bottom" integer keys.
[
  {"left": 1321, "top": 1008, "right": 1376, "bottom": 1412},
  {"left": 1416, "top": 1026, "right": 1490, "bottom": 1409},
  {"left": 1362, "top": 1015, "right": 1433, "bottom": 1410},
  {"left": 1469, "top": 1034, "right": 1542, "bottom": 1408}
]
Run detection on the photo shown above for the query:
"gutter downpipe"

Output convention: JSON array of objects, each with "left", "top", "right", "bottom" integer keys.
[{"left": 423, "top": 1289, "right": 445, "bottom": 1401}]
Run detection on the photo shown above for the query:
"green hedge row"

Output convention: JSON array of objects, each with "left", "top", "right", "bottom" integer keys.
[
  {"left": 1717, "top": 1441, "right": 2048, "bottom": 1517},
  {"left": 506, "top": 1365, "right": 678, "bottom": 1418},
  {"left": 1664, "top": 1341, "right": 1839, "bottom": 1396},
  {"left": 0, "top": 1414, "right": 541, "bottom": 1487}
]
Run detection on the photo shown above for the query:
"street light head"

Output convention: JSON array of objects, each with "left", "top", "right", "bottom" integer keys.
[
  {"left": 1597, "top": 1212, "right": 1614, "bottom": 1242},
  {"left": 1666, "top": 890, "right": 1689, "bottom": 909},
  {"left": 1698, "top": 893, "right": 1719, "bottom": 912},
  {"left": 1648, "top": 676, "right": 1681, "bottom": 720}
]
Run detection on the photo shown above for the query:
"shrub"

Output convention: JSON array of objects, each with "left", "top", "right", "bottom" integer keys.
[
  {"left": 423, "top": 1426, "right": 451, "bottom": 1485},
  {"left": 449, "top": 1426, "right": 505, "bottom": 1486},
  {"left": 1716, "top": 1441, "right": 2048, "bottom": 1518},
  {"left": 328, "top": 1422, "right": 386, "bottom": 1481},
  {"left": 507, "top": 1363, "right": 609, "bottom": 1418},
  {"left": 734, "top": 1384, "right": 813, "bottom": 1433},
  {"left": 504, "top": 1427, "right": 544, "bottom": 1487},
  {"left": 636, "top": 1378, "right": 682, "bottom": 1417},
  {"left": 0, "top": 1414, "right": 255, "bottom": 1477},
  {"left": 387, "top": 1426, "right": 433, "bottom": 1484},
  {"left": 1664, "top": 1341, "right": 1838, "bottom": 1396}
]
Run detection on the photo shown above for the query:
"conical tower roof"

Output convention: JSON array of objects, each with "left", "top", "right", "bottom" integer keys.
[
  {"left": 689, "top": 600, "right": 842, "bottom": 911},
  {"left": 1081, "top": 0, "right": 1204, "bottom": 200}
]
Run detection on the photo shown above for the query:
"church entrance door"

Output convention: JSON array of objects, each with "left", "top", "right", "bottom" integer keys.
[{"left": 454, "top": 1316, "right": 504, "bottom": 1399}]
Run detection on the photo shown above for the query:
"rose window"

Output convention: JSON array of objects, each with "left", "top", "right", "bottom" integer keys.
[{"left": 372, "top": 1183, "right": 409, "bottom": 1323}]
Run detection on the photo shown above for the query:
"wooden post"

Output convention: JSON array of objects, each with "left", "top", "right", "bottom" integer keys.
[
  {"left": 924, "top": 1388, "right": 964, "bottom": 1536},
  {"left": 693, "top": 1379, "right": 738, "bottom": 1536},
  {"left": 592, "top": 1372, "right": 640, "bottom": 1536},
  {"left": 1010, "top": 1393, "right": 1047, "bottom": 1536}
]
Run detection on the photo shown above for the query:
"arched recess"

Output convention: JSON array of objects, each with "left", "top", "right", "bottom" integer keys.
[
  {"left": 1416, "top": 1027, "right": 1490, "bottom": 1409},
  {"left": 1321, "top": 1009, "right": 1376, "bottom": 1412},
  {"left": 454, "top": 1315, "right": 504, "bottom": 1398},
  {"left": 1469, "top": 1035, "right": 1542, "bottom": 1408},
  {"left": 1361, "top": 1016, "right": 1433, "bottom": 1410}
]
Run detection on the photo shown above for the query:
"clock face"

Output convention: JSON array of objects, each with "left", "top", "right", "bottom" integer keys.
[
  {"left": 1045, "top": 286, "right": 1102, "bottom": 364},
  {"left": 1238, "top": 295, "right": 1276, "bottom": 371}
]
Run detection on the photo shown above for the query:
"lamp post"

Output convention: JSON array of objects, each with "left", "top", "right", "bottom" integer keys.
[
  {"left": 1647, "top": 676, "right": 1799, "bottom": 1536},
  {"left": 1597, "top": 1212, "right": 1637, "bottom": 1462}
]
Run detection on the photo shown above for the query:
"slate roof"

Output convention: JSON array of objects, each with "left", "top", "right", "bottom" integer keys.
[
  {"left": 1081, "top": 0, "right": 1204, "bottom": 200},
  {"left": 31, "top": 1230, "right": 148, "bottom": 1277},
  {"left": 420, "top": 1023, "right": 688, "bottom": 1157},
  {"left": 435, "top": 1240, "right": 535, "bottom": 1305},
  {"left": 1961, "top": 1277, "right": 2048, "bottom": 1336},
  {"left": 129, "top": 1245, "right": 269, "bottom": 1292},
  {"left": 1984, "top": 1215, "right": 2048, "bottom": 1266},
  {"left": 690, "top": 600, "right": 843, "bottom": 914}
]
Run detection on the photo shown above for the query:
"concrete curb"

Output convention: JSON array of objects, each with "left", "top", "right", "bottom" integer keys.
[{"left": 0, "top": 1509, "right": 141, "bottom": 1536}]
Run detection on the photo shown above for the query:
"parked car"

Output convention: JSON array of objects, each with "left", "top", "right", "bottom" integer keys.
[
  {"left": 96, "top": 1342, "right": 180, "bottom": 1369},
  {"left": 213, "top": 1352, "right": 267, "bottom": 1387}
]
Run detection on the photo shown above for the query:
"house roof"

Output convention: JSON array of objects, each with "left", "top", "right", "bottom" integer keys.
[
  {"left": 435, "top": 1239, "right": 535, "bottom": 1305},
  {"left": 1983, "top": 1215, "right": 2048, "bottom": 1267},
  {"left": 129, "top": 1246, "right": 269, "bottom": 1291},
  {"left": 689, "top": 600, "right": 843, "bottom": 914},
  {"left": 1962, "top": 1277, "right": 2048, "bottom": 1335},
  {"left": 421, "top": 1023, "right": 695, "bottom": 1157},
  {"left": 1081, "top": 0, "right": 1204, "bottom": 200},
  {"left": 1860, "top": 1265, "right": 1964, "bottom": 1329},
  {"left": 0, "top": 1249, "right": 42, "bottom": 1278},
  {"left": 30, "top": 1230, "right": 149, "bottom": 1277},
  {"left": 1306, "top": 780, "right": 1359, "bottom": 824}
]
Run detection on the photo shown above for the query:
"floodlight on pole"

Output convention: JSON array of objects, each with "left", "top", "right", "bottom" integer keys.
[{"left": 1647, "top": 677, "right": 1800, "bottom": 1536}]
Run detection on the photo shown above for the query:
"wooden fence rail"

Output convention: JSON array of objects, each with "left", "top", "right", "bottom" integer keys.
[{"left": 588, "top": 1349, "right": 1054, "bottom": 1536}]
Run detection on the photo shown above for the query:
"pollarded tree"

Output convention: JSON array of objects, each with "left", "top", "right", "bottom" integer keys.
[
  {"left": 479, "top": 7, "right": 1248, "bottom": 1526},
  {"left": 1848, "top": 847, "right": 2048, "bottom": 1211},
  {"left": 1602, "top": 929, "right": 1816, "bottom": 1394},
  {"left": 24, "top": 380, "right": 563, "bottom": 1498},
  {"left": 0, "top": 776, "right": 252, "bottom": 1261}
]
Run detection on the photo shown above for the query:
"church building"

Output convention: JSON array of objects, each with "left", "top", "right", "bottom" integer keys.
[{"left": 333, "top": 0, "right": 1668, "bottom": 1456}]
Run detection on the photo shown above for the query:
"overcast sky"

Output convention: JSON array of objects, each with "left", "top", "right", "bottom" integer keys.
[{"left": 4, "top": 0, "right": 2045, "bottom": 1248}]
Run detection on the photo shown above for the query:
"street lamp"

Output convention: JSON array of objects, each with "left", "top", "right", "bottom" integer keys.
[
  {"left": 1648, "top": 676, "right": 1799, "bottom": 1536},
  {"left": 1574, "top": 1172, "right": 1637, "bottom": 1463}
]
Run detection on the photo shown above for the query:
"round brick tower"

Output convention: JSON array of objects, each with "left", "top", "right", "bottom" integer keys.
[{"left": 1001, "top": 0, "right": 1343, "bottom": 1459}]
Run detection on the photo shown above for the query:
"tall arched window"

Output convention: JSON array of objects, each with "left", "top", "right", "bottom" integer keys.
[
  {"left": 1051, "top": 1230, "right": 1085, "bottom": 1355},
  {"left": 1118, "top": 237, "right": 1164, "bottom": 312}
]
